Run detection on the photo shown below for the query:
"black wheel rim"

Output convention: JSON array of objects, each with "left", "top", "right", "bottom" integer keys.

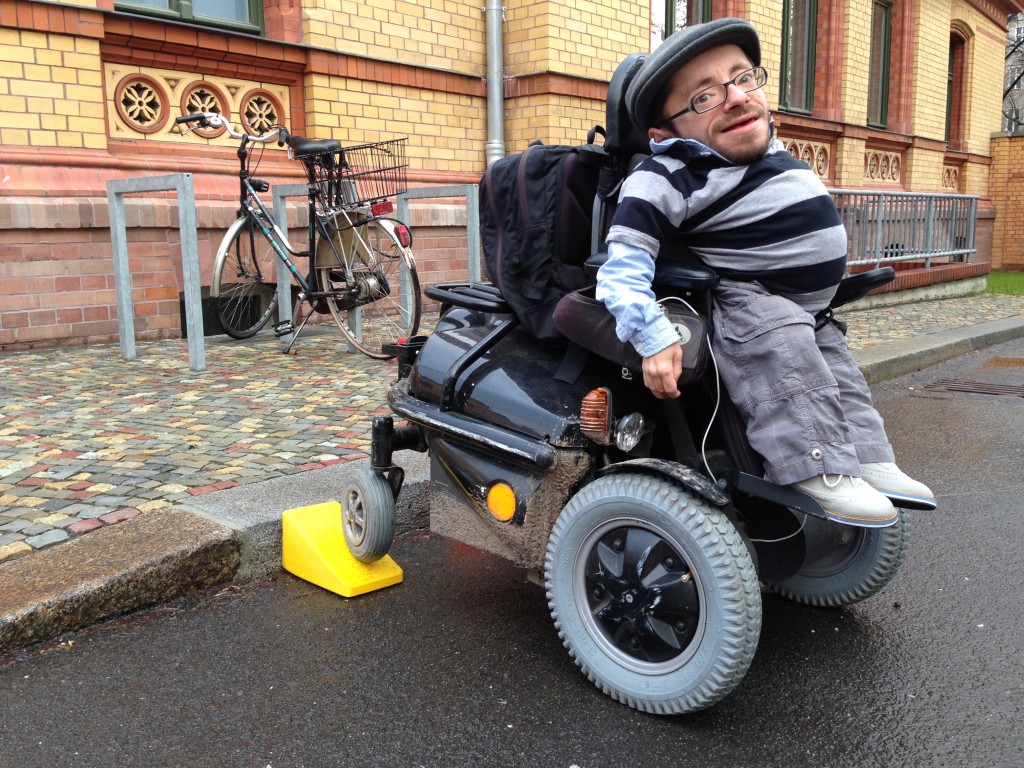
[
  {"left": 576, "top": 521, "right": 704, "bottom": 673},
  {"left": 799, "top": 518, "right": 867, "bottom": 578}
]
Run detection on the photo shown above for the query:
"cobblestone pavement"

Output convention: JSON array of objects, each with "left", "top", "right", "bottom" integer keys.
[
  {"left": 0, "top": 331, "right": 396, "bottom": 562},
  {"left": 2, "top": 294, "right": 1024, "bottom": 563},
  {"left": 843, "top": 293, "right": 1024, "bottom": 349}
]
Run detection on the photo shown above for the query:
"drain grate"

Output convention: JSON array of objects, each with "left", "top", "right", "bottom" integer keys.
[{"left": 922, "top": 378, "right": 1024, "bottom": 397}]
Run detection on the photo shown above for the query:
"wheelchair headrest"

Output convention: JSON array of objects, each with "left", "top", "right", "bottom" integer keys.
[{"left": 605, "top": 53, "right": 651, "bottom": 158}]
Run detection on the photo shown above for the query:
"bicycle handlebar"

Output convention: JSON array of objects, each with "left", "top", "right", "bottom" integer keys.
[{"left": 176, "top": 112, "right": 290, "bottom": 146}]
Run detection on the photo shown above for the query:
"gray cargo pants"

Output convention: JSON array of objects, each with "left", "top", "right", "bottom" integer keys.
[{"left": 710, "top": 280, "right": 895, "bottom": 486}]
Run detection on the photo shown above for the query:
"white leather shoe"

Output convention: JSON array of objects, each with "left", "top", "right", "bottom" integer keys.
[
  {"left": 860, "top": 462, "right": 937, "bottom": 510},
  {"left": 790, "top": 474, "right": 897, "bottom": 528}
]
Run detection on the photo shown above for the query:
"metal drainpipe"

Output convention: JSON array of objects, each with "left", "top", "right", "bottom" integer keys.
[{"left": 484, "top": 0, "right": 506, "bottom": 166}]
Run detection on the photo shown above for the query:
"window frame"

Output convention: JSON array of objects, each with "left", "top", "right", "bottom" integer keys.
[
  {"left": 664, "top": 0, "right": 712, "bottom": 38},
  {"left": 114, "top": 0, "right": 264, "bottom": 36},
  {"left": 1004, "top": 106, "right": 1022, "bottom": 133},
  {"left": 867, "top": 0, "right": 892, "bottom": 128},
  {"left": 779, "top": 0, "right": 817, "bottom": 115}
]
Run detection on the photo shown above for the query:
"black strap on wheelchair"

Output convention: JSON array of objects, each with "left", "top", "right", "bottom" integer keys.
[
  {"left": 813, "top": 307, "right": 834, "bottom": 331},
  {"left": 813, "top": 307, "right": 848, "bottom": 334},
  {"left": 554, "top": 342, "right": 590, "bottom": 384}
]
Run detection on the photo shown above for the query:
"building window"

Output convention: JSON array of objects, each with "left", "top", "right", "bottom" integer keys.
[
  {"left": 1010, "top": 65, "right": 1024, "bottom": 91},
  {"left": 780, "top": 0, "right": 817, "bottom": 113},
  {"left": 867, "top": 0, "right": 892, "bottom": 128},
  {"left": 652, "top": 1, "right": 712, "bottom": 49},
  {"left": 946, "top": 30, "right": 967, "bottom": 149},
  {"left": 115, "top": 0, "right": 263, "bottom": 34},
  {"left": 1004, "top": 107, "right": 1022, "bottom": 133}
]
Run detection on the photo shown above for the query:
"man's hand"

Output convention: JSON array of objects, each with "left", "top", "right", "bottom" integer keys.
[{"left": 642, "top": 344, "right": 682, "bottom": 399}]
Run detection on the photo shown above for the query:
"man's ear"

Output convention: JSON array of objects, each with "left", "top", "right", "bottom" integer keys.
[{"left": 649, "top": 125, "right": 676, "bottom": 142}]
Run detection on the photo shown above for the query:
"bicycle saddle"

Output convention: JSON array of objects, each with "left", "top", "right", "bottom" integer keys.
[{"left": 287, "top": 136, "right": 342, "bottom": 158}]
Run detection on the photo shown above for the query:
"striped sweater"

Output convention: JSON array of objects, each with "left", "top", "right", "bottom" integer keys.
[{"left": 604, "top": 137, "right": 848, "bottom": 314}]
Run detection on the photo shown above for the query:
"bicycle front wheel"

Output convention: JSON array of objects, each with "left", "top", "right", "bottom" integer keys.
[
  {"left": 214, "top": 218, "right": 279, "bottom": 339},
  {"left": 315, "top": 216, "right": 421, "bottom": 358}
]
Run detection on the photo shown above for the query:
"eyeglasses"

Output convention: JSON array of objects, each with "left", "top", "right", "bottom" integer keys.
[{"left": 658, "top": 66, "right": 768, "bottom": 125}]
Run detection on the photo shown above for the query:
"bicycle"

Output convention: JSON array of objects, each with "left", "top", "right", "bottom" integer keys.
[{"left": 175, "top": 112, "right": 421, "bottom": 358}]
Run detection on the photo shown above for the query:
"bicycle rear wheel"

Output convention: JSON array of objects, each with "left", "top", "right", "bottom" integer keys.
[
  {"left": 315, "top": 215, "right": 421, "bottom": 358},
  {"left": 214, "top": 217, "right": 279, "bottom": 339}
]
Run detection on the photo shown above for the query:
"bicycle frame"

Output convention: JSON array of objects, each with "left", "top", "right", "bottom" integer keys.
[
  {"left": 210, "top": 136, "right": 387, "bottom": 303},
  {"left": 210, "top": 135, "right": 316, "bottom": 299}
]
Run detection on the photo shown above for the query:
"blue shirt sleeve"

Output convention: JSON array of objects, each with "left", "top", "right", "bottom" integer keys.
[{"left": 594, "top": 240, "right": 680, "bottom": 358}]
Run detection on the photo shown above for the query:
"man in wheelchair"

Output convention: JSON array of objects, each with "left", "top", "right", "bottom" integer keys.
[{"left": 596, "top": 18, "right": 936, "bottom": 527}]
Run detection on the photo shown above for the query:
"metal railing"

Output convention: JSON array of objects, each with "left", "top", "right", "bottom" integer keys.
[{"left": 830, "top": 189, "right": 978, "bottom": 268}]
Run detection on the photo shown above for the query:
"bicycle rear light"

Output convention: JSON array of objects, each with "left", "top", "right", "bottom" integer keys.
[
  {"left": 394, "top": 224, "right": 413, "bottom": 248},
  {"left": 371, "top": 201, "right": 394, "bottom": 216}
]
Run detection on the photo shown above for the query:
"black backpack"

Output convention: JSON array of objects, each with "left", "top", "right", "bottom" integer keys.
[{"left": 480, "top": 130, "right": 612, "bottom": 340}]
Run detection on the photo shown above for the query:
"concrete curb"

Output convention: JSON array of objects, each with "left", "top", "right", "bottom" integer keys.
[
  {"left": 0, "top": 508, "right": 239, "bottom": 655},
  {"left": 179, "top": 451, "right": 432, "bottom": 580},
  {"left": 3, "top": 314, "right": 1023, "bottom": 656},
  {"left": 855, "top": 315, "right": 1024, "bottom": 384}
]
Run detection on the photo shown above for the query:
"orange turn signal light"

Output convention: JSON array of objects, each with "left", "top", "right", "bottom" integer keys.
[{"left": 580, "top": 387, "right": 612, "bottom": 445}]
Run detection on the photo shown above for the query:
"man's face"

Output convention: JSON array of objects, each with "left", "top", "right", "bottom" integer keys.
[{"left": 649, "top": 44, "right": 770, "bottom": 164}]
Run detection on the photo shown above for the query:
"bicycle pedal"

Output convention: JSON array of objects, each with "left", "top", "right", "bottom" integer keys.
[{"left": 273, "top": 320, "right": 295, "bottom": 337}]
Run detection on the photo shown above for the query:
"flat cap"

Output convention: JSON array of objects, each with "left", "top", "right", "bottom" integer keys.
[{"left": 626, "top": 18, "right": 761, "bottom": 132}]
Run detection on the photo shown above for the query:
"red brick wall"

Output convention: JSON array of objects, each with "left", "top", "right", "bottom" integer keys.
[{"left": 0, "top": 195, "right": 474, "bottom": 351}]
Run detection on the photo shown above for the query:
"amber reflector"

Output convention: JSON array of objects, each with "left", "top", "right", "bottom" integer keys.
[{"left": 487, "top": 482, "right": 517, "bottom": 522}]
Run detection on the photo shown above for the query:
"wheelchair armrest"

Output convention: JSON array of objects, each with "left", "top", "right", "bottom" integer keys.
[
  {"left": 831, "top": 267, "right": 895, "bottom": 310},
  {"left": 585, "top": 251, "right": 719, "bottom": 292}
]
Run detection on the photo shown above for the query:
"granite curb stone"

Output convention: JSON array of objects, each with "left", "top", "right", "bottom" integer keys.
[{"left": 0, "top": 507, "right": 239, "bottom": 654}]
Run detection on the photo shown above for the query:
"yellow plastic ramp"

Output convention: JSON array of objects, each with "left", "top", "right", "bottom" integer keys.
[{"left": 282, "top": 501, "right": 403, "bottom": 597}]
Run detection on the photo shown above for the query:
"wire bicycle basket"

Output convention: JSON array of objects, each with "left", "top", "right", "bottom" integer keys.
[{"left": 301, "top": 138, "right": 408, "bottom": 213}]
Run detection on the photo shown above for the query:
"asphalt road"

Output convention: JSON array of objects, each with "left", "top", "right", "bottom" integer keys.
[{"left": 1, "top": 339, "right": 1022, "bottom": 768}]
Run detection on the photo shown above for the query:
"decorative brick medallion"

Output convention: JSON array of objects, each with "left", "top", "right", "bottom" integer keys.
[{"left": 104, "top": 65, "right": 290, "bottom": 146}]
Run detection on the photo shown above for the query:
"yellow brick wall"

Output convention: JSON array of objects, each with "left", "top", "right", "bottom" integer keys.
[
  {"left": 951, "top": 1, "right": 1009, "bottom": 157},
  {"left": 744, "top": 3, "right": 782, "bottom": 109},
  {"left": 504, "top": 0, "right": 648, "bottom": 80},
  {"left": 904, "top": 147, "right": 945, "bottom": 190},
  {"left": 0, "top": 28, "right": 105, "bottom": 150},
  {"left": 834, "top": 0, "right": 871, "bottom": 193},
  {"left": 300, "top": 0, "right": 485, "bottom": 76},
  {"left": 841, "top": 0, "right": 873, "bottom": 127},
  {"left": 911, "top": 0, "right": 952, "bottom": 142},
  {"left": 960, "top": 156, "right": 988, "bottom": 198},
  {"left": 303, "top": 74, "right": 488, "bottom": 174},
  {"left": 989, "top": 135, "right": 1024, "bottom": 270},
  {"left": 504, "top": 93, "right": 607, "bottom": 152},
  {"left": 834, "top": 135, "right": 868, "bottom": 188}
]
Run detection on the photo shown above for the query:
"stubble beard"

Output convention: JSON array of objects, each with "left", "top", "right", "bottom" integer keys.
[{"left": 711, "top": 110, "right": 771, "bottom": 165}]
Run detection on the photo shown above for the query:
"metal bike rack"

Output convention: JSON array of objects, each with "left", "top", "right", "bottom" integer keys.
[
  {"left": 397, "top": 185, "right": 481, "bottom": 280},
  {"left": 271, "top": 183, "right": 309, "bottom": 342},
  {"left": 107, "top": 173, "right": 205, "bottom": 371},
  {"left": 271, "top": 183, "right": 366, "bottom": 353}
]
